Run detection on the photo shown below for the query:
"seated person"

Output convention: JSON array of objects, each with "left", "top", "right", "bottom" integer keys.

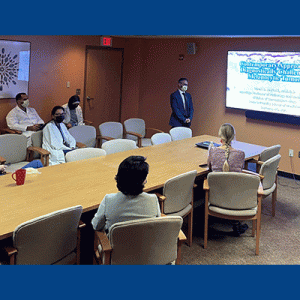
[
  {"left": 42, "top": 106, "right": 76, "bottom": 166},
  {"left": 207, "top": 123, "right": 248, "bottom": 236},
  {"left": 62, "top": 95, "right": 84, "bottom": 129},
  {"left": 6, "top": 93, "right": 44, "bottom": 147},
  {"left": 0, "top": 160, "right": 43, "bottom": 176},
  {"left": 91, "top": 156, "right": 161, "bottom": 233}
]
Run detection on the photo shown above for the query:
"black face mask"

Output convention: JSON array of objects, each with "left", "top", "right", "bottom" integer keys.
[
  {"left": 69, "top": 103, "right": 79, "bottom": 110},
  {"left": 55, "top": 116, "right": 65, "bottom": 123}
]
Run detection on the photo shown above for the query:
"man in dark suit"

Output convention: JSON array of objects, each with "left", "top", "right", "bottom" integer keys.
[{"left": 169, "top": 78, "right": 194, "bottom": 128}]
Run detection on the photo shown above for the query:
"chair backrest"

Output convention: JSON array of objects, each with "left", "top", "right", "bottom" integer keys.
[
  {"left": 109, "top": 216, "right": 183, "bottom": 265},
  {"left": 207, "top": 172, "right": 260, "bottom": 210},
  {"left": 163, "top": 170, "right": 197, "bottom": 214},
  {"left": 151, "top": 133, "right": 172, "bottom": 145},
  {"left": 30, "top": 130, "right": 43, "bottom": 159},
  {"left": 13, "top": 205, "right": 83, "bottom": 265},
  {"left": 124, "top": 118, "right": 146, "bottom": 141},
  {"left": 259, "top": 145, "right": 281, "bottom": 162},
  {"left": 65, "top": 148, "right": 106, "bottom": 162},
  {"left": 259, "top": 154, "right": 281, "bottom": 190},
  {"left": 169, "top": 127, "right": 192, "bottom": 141},
  {"left": 101, "top": 139, "right": 137, "bottom": 154},
  {"left": 0, "top": 134, "right": 27, "bottom": 164},
  {"left": 69, "top": 125, "right": 97, "bottom": 147},
  {"left": 99, "top": 122, "right": 123, "bottom": 143}
]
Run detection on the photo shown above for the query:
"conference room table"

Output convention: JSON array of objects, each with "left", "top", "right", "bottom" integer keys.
[{"left": 0, "top": 135, "right": 266, "bottom": 241}]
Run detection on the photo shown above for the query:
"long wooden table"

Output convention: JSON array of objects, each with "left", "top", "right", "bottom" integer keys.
[{"left": 0, "top": 135, "right": 266, "bottom": 240}]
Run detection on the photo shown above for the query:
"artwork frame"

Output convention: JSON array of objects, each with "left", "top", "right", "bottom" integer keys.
[{"left": 0, "top": 39, "right": 31, "bottom": 99}]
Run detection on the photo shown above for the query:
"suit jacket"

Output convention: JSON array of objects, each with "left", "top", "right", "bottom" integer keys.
[{"left": 169, "top": 90, "right": 194, "bottom": 127}]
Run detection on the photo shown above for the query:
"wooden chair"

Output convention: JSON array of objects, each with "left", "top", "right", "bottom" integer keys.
[
  {"left": 169, "top": 127, "right": 192, "bottom": 141},
  {"left": 151, "top": 132, "right": 172, "bottom": 145},
  {"left": 3, "top": 205, "right": 85, "bottom": 265},
  {"left": 101, "top": 138, "right": 137, "bottom": 154},
  {"left": 69, "top": 125, "right": 97, "bottom": 148},
  {"left": 65, "top": 148, "right": 106, "bottom": 162},
  {"left": 203, "top": 172, "right": 263, "bottom": 255},
  {"left": 98, "top": 121, "right": 123, "bottom": 147},
  {"left": 245, "top": 144, "right": 281, "bottom": 173},
  {"left": 124, "top": 118, "right": 163, "bottom": 147},
  {"left": 93, "top": 216, "right": 186, "bottom": 265},
  {"left": 259, "top": 154, "right": 281, "bottom": 217},
  {"left": 0, "top": 134, "right": 49, "bottom": 173},
  {"left": 156, "top": 170, "right": 197, "bottom": 247}
]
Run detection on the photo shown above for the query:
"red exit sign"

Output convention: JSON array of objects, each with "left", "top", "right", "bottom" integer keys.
[{"left": 100, "top": 36, "right": 112, "bottom": 47}]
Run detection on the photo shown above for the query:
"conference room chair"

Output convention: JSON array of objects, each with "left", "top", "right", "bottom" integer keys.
[
  {"left": 203, "top": 172, "right": 263, "bottom": 255},
  {"left": 2, "top": 205, "right": 85, "bottom": 265},
  {"left": 101, "top": 138, "right": 137, "bottom": 155},
  {"left": 69, "top": 125, "right": 97, "bottom": 148},
  {"left": 156, "top": 170, "right": 197, "bottom": 247},
  {"left": 65, "top": 148, "right": 106, "bottom": 162},
  {"left": 151, "top": 132, "right": 172, "bottom": 145},
  {"left": 259, "top": 154, "right": 281, "bottom": 217},
  {"left": 245, "top": 144, "right": 281, "bottom": 173},
  {"left": 98, "top": 121, "right": 123, "bottom": 147},
  {"left": 124, "top": 118, "right": 164, "bottom": 147},
  {"left": 28, "top": 130, "right": 50, "bottom": 166},
  {"left": 93, "top": 216, "right": 186, "bottom": 265},
  {"left": 0, "top": 134, "right": 49, "bottom": 173},
  {"left": 169, "top": 127, "right": 192, "bottom": 141}
]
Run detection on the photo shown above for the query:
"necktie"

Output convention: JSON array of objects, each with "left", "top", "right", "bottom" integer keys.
[{"left": 182, "top": 93, "right": 187, "bottom": 111}]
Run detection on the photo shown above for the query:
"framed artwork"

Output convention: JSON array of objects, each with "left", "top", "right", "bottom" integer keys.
[{"left": 0, "top": 39, "right": 30, "bottom": 99}]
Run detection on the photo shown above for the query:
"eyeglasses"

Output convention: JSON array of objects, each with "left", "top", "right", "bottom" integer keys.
[{"left": 54, "top": 113, "right": 65, "bottom": 117}]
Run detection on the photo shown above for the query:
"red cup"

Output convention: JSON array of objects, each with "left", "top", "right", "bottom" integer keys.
[{"left": 12, "top": 169, "right": 26, "bottom": 185}]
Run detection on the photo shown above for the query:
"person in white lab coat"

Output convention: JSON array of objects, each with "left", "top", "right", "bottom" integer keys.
[
  {"left": 62, "top": 95, "right": 84, "bottom": 129},
  {"left": 6, "top": 93, "right": 44, "bottom": 146},
  {"left": 42, "top": 106, "right": 76, "bottom": 165}
]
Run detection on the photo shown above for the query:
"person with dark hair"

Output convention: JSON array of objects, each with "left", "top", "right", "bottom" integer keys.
[
  {"left": 91, "top": 156, "right": 161, "bottom": 233},
  {"left": 42, "top": 106, "right": 76, "bottom": 165},
  {"left": 6, "top": 93, "right": 44, "bottom": 146},
  {"left": 169, "top": 78, "right": 194, "bottom": 128},
  {"left": 62, "top": 95, "right": 84, "bottom": 129}
]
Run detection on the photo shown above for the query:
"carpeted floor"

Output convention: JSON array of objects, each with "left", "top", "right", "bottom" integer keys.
[{"left": 181, "top": 176, "right": 300, "bottom": 265}]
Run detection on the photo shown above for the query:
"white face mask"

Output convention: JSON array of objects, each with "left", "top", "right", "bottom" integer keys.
[
  {"left": 21, "top": 100, "right": 30, "bottom": 108},
  {"left": 181, "top": 85, "right": 188, "bottom": 92}
]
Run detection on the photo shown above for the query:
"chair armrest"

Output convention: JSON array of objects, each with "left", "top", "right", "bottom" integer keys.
[
  {"left": 76, "top": 142, "right": 86, "bottom": 148},
  {"left": 178, "top": 229, "right": 187, "bottom": 242},
  {"left": 94, "top": 230, "right": 113, "bottom": 265},
  {"left": 27, "top": 147, "right": 50, "bottom": 166},
  {"left": 145, "top": 128, "right": 164, "bottom": 137},
  {"left": 126, "top": 131, "right": 143, "bottom": 138},
  {"left": 2, "top": 128, "right": 22, "bottom": 134},
  {"left": 4, "top": 246, "right": 18, "bottom": 265},
  {"left": 242, "top": 169, "right": 264, "bottom": 180},
  {"left": 79, "top": 220, "right": 86, "bottom": 228},
  {"left": 0, "top": 156, "right": 6, "bottom": 164},
  {"left": 203, "top": 178, "right": 209, "bottom": 190},
  {"left": 155, "top": 193, "right": 166, "bottom": 213},
  {"left": 84, "top": 120, "right": 93, "bottom": 126}
]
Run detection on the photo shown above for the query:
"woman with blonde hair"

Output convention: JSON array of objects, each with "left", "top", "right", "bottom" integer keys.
[
  {"left": 207, "top": 123, "right": 248, "bottom": 236},
  {"left": 207, "top": 123, "right": 245, "bottom": 172}
]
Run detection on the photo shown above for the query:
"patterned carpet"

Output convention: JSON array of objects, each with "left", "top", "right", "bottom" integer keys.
[{"left": 181, "top": 176, "right": 300, "bottom": 265}]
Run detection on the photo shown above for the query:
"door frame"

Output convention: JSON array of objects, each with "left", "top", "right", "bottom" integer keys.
[{"left": 83, "top": 45, "right": 124, "bottom": 123}]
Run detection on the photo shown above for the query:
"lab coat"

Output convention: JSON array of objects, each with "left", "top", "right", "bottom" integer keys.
[
  {"left": 62, "top": 104, "right": 84, "bottom": 126},
  {"left": 42, "top": 121, "right": 76, "bottom": 165},
  {"left": 6, "top": 106, "right": 44, "bottom": 146}
]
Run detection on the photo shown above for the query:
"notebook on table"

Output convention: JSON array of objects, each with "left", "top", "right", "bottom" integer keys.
[{"left": 195, "top": 141, "right": 221, "bottom": 149}]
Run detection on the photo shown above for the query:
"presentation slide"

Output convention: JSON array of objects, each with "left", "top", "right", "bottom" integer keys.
[{"left": 226, "top": 51, "right": 300, "bottom": 116}]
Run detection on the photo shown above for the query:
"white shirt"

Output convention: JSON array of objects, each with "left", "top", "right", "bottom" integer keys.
[
  {"left": 178, "top": 89, "right": 186, "bottom": 109},
  {"left": 6, "top": 106, "right": 44, "bottom": 132},
  {"left": 42, "top": 121, "right": 76, "bottom": 165},
  {"left": 62, "top": 104, "right": 84, "bottom": 126}
]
